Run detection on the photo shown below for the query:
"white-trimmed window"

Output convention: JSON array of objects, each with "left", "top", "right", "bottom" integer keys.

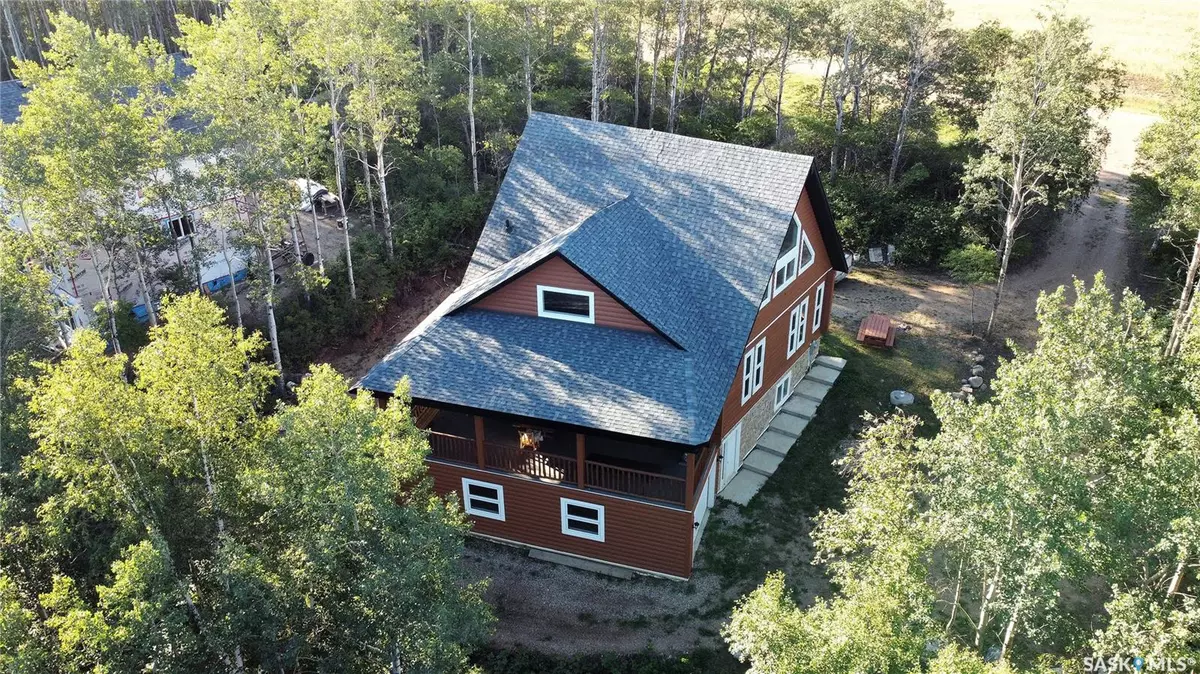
[
  {"left": 772, "top": 217, "right": 800, "bottom": 296},
  {"left": 740, "top": 338, "right": 766, "bottom": 404},
  {"left": 560, "top": 498, "right": 604, "bottom": 541},
  {"left": 461, "top": 478, "right": 505, "bottom": 521},
  {"left": 799, "top": 230, "right": 815, "bottom": 276},
  {"left": 812, "top": 282, "right": 825, "bottom": 337},
  {"left": 536, "top": 286, "right": 595, "bottom": 323},
  {"left": 787, "top": 297, "right": 809, "bottom": 358},
  {"left": 773, "top": 373, "right": 793, "bottom": 411}
]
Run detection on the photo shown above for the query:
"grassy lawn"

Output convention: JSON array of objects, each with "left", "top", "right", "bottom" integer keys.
[{"left": 697, "top": 324, "right": 959, "bottom": 601}]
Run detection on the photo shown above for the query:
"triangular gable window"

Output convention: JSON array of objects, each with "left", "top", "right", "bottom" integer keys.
[{"left": 772, "top": 216, "right": 815, "bottom": 297}]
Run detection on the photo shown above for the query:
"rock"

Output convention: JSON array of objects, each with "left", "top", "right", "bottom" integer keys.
[
  {"left": 950, "top": 392, "right": 968, "bottom": 402},
  {"left": 971, "top": 365, "right": 985, "bottom": 376},
  {"left": 973, "top": 354, "right": 986, "bottom": 364},
  {"left": 890, "top": 390, "right": 915, "bottom": 406},
  {"left": 968, "top": 376, "right": 984, "bottom": 388},
  {"left": 961, "top": 385, "right": 974, "bottom": 394}
]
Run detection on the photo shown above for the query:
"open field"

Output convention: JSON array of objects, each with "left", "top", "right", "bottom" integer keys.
[{"left": 947, "top": 0, "right": 1198, "bottom": 106}]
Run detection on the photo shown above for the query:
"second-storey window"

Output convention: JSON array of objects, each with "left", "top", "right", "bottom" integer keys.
[
  {"left": 561, "top": 498, "right": 605, "bottom": 541},
  {"left": 537, "top": 286, "right": 595, "bottom": 323},
  {"left": 788, "top": 297, "right": 809, "bottom": 357},
  {"left": 773, "top": 217, "right": 800, "bottom": 296},
  {"left": 461, "top": 478, "right": 505, "bottom": 521},
  {"left": 812, "top": 282, "right": 825, "bottom": 337}
]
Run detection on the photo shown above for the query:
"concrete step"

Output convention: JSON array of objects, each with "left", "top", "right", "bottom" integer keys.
[
  {"left": 794, "top": 379, "right": 833, "bottom": 403},
  {"left": 743, "top": 448, "right": 785, "bottom": 476},
  {"left": 757, "top": 430, "right": 795, "bottom": 456},
  {"left": 771, "top": 412, "right": 810, "bottom": 438},
  {"left": 807, "top": 365, "right": 841, "bottom": 386},
  {"left": 815, "top": 355, "right": 847, "bottom": 371},
  {"left": 718, "top": 470, "right": 770, "bottom": 506},
  {"left": 782, "top": 396, "right": 819, "bottom": 420}
]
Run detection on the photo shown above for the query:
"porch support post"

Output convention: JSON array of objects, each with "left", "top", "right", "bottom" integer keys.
[
  {"left": 474, "top": 416, "right": 486, "bottom": 469},
  {"left": 575, "top": 433, "right": 586, "bottom": 488},
  {"left": 685, "top": 453, "right": 696, "bottom": 509}
]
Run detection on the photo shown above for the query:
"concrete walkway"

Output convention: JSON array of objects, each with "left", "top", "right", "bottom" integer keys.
[{"left": 719, "top": 355, "right": 845, "bottom": 506}]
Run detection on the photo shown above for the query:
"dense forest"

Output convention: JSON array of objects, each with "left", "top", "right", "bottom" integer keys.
[{"left": 2, "top": 1, "right": 1198, "bottom": 672}]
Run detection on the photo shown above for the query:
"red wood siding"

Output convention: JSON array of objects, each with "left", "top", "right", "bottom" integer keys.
[
  {"left": 472, "top": 255, "right": 655, "bottom": 333},
  {"left": 426, "top": 460, "right": 694, "bottom": 578},
  {"left": 719, "top": 189, "right": 835, "bottom": 438}
]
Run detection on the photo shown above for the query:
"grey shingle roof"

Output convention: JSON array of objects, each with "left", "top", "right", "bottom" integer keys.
[{"left": 360, "top": 113, "right": 818, "bottom": 445}]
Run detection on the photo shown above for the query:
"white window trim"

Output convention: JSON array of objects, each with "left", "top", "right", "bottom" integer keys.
[
  {"left": 798, "top": 230, "right": 816, "bottom": 277},
  {"left": 811, "top": 283, "right": 825, "bottom": 338},
  {"left": 772, "top": 217, "right": 802, "bottom": 297},
  {"left": 750, "top": 338, "right": 766, "bottom": 395},
  {"left": 536, "top": 285, "right": 595, "bottom": 324},
  {"left": 461, "top": 478, "right": 505, "bottom": 521},
  {"left": 560, "top": 498, "right": 605, "bottom": 542},
  {"left": 773, "top": 373, "right": 793, "bottom": 411},
  {"left": 740, "top": 350, "right": 755, "bottom": 404}
]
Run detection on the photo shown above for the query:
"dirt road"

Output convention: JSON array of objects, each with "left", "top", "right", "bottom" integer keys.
[{"left": 993, "top": 109, "right": 1159, "bottom": 344}]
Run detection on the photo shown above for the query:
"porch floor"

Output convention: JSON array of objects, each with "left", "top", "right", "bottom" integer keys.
[{"left": 720, "top": 355, "right": 845, "bottom": 506}]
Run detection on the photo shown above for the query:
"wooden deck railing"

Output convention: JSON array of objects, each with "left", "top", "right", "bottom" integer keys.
[
  {"left": 425, "top": 431, "right": 686, "bottom": 506},
  {"left": 484, "top": 443, "right": 578, "bottom": 484},
  {"left": 425, "top": 431, "right": 476, "bottom": 465},
  {"left": 584, "top": 461, "right": 686, "bottom": 505}
]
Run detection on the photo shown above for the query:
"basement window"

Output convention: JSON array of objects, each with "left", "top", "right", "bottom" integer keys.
[
  {"left": 560, "top": 498, "right": 605, "bottom": 542},
  {"left": 461, "top": 478, "right": 505, "bottom": 521},
  {"left": 537, "top": 286, "right": 595, "bottom": 324}
]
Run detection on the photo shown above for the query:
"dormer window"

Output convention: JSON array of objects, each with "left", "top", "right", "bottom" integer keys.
[{"left": 537, "top": 286, "right": 595, "bottom": 323}]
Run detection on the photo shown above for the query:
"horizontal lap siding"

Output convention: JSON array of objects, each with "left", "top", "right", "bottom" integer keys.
[
  {"left": 426, "top": 460, "right": 694, "bottom": 578},
  {"left": 473, "top": 255, "right": 654, "bottom": 333},
  {"left": 719, "top": 190, "right": 835, "bottom": 439}
]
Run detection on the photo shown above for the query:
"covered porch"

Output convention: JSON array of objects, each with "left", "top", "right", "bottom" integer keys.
[{"left": 414, "top": 405, "right": 710, "bottom": 508}]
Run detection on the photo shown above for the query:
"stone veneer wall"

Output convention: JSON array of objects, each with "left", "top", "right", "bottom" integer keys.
[{"left": 738, "top": 337, "right": 821, "bottom": 460}]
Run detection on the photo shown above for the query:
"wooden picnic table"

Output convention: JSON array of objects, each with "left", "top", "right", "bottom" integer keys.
[{"left": 857, "top": 313, "right": 896, "bottom": 348}]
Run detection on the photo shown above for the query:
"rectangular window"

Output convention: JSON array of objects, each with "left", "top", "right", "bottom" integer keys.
[
  {"left": 167, "top": 213, "right": 195, "bottom": 239},
  {"left": 812, "top": 282, "right": 825, "bottom": 337},
  {"left": 753, "top": 339, "right": 765, "bottom": 391},
  {"left": 741, "top": 338, "right": 766, "bottom": 404},
  {"left": 461, "top": 478, "right": 505, "bottom": 521},
  {"left": 787, "top": 297, "right": 809, "bottom": 358},
  {"left": 560, "top": 498, "right": 604, "bottom": 542},
  {"left": 773, "top": 373, "right": 793, "bottom": 411},
  {"left": 537, "top": 286, "right": 595, "bottom": 323}
]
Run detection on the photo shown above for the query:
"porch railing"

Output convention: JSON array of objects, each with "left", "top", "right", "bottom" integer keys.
[
  {"left": 425, "top": 430, "right": 686, "bottom": 506},
  {"left": 425, "top": 431, "right": 476, "bottom": 465},
  {"left": 484, "top": 442, "right": 578, "bottom": 484},
  {"left": 584, "top": 461, "right": 686, "bottom": 505}
]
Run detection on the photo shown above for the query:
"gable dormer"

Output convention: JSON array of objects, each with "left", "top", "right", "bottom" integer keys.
[{"left": 469, "top": 254, "right": 657, "bottom": 334}]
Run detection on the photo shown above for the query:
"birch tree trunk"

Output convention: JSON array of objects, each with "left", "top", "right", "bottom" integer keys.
[
  {"left": 523, "top": 5, "right": 534, "bottom": 118},
  {"left": 356, "top": 125, "right": 376, "bottom": 230},
  {"left": 1166, "top": 226, "right": 1200, "bottom": 356},
  {"left": 132, "top": 240, "right": 158, "bottom": 327},
  {"left": 666, "top": 0, "right": 686, "bottom": 133},
  {"left": 987, "top": 184, "right": 1024, "bottom": 337},
  {"left": 302, "top": 161, "right": 325, "bottom": 274},
  {"left": 254, "top": 211, "right": 284, "bottom": 376},
  {"left": 466, "top": 7, "right": 479, "bottom": 194},
  {"left": 218, "top": 224, "right": 243, "bottom": 329},
  {"left": 375, "top": 140, "right": 394, "bottom": 260},
  {"left": 590, "top": 6, "right": 602, "bottom": 122},
  {"left": 737, "top": 27, "right": 757, "bottom": 120},
  {"left": 697, "top": 13, "right": 726, "bottom": 120},
  {"left": 888, "top": 68, "right": 920, "bottom": 185},
  {"left": 2, "top": 1, "right": 25, "bottom": 63},
  {"left": 775, "top": 23, "right": 791, "bottom": 144},
  {"left": 648, "top": 6, "right": 664, "bottom": 130},
  {"left": 89, "top": 240, "right": 123, "bottom": 355},
  {"left": 329, "top": 88, "right": 357, "bottom": 300},
  {"left": 632, "top": 1, "right": 644, "bottom": 127},
  {"left": 817, "top": 52, "right": 833, "bottom": 112},
  {"left": 829, "top": 32, "right": 854, "bottom": 182},
  {"left": 288, "top": 214, "right": 310, "bottom": 304}
]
